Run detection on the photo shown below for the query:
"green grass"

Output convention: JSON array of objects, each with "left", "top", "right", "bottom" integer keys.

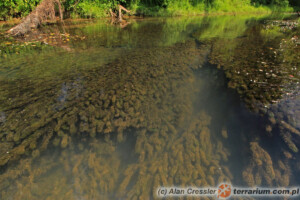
[
  {"left": 68, "top": 0, "right": 294, "bottom": 18},
  {"left": 0, "top": 0, "right": 297, "bottom": 20},
  {"left": 128, "top": 1, "right": 295, "bottom": 17}
]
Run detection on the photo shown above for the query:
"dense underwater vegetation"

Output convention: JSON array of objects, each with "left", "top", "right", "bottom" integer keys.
[{"left": 0, "top": 14, "right": 299, "bottom": 199}]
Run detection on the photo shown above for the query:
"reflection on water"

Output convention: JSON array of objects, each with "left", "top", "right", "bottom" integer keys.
[{"left": 0, "top": 15, "right": 299, "bottom": 199}]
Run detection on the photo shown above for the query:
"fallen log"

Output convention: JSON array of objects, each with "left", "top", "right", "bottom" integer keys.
[{"left": 8, "top": 0, "right": 63, "bottom": 36}]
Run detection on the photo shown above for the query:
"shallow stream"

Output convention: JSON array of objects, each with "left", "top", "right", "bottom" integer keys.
[{"left": 0, "top": 15, "right": 299, "bottom": 200}]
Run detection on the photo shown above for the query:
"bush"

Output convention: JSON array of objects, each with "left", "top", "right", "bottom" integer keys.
[
  {"left": 75, "top": 2, "right": 109, "bottom": 18},
  {"left": 0, "top": 0, "right": 41, "bottom": 20}
]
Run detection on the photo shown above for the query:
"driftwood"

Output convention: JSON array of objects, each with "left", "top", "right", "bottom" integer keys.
[
  {"left": 118, "top": 5, "right": 130, "bottom": 22},
  {"left": 8, "top": 0, "right": 63, "bottom": 36},
  {"left": 109, "top": 9, "right": 117, "bottom": 19},
  {"left": 110, "top": 5, "right": 130, "bottom": 23}
]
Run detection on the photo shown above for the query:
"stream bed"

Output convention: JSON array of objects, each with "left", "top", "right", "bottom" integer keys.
[{"left": 0, "top": 15, "right": 300, "bottom": 200}]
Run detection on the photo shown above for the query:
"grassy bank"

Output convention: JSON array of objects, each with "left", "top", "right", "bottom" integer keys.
[
  {"left": 69, "top": 1, "right": 295, "bottom": 18},
  {"left": 129, "top": 2, "right": 293, "bottom": 17},
  {"left": 0, "top": 0, "right": 298, "bottom": 21}
]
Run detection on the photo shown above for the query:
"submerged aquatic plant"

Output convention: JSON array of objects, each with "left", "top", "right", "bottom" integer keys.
[
  {"left": 209, "top": 17, "right": 300, "bottom": 162},
  {"left": 0, "top": 34, "right": 234, "bottom": 199},
  {"left": 242, "top": 141, "right": 291, "bottom": 187},
  {"left": 0, "top": 16, "right": 299, "bottom": 200}
]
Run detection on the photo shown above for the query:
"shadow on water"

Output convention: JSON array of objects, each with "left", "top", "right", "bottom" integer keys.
[{"left": 0, "top": 14, "right": 299, "bottom": 199}]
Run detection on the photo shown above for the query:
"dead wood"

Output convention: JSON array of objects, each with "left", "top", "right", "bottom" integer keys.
[
  {"left": 8, "top": 2, "right": 130, "bottom": 36},
  {"left": 110, "top": 4, "right": 130, "bottom": 23},
  {"left": 109, "top": 9, "right": 117, "bottom": 18},
  {"left": 8, "top": 0, "right": 63, "bottom": 36},
  {"left": 118, "top": 5, "right": 130, "bottom": 22}
]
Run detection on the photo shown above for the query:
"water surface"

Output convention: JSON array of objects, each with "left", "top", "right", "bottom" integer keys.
[{"left": 0, "top": 15, "right": 299, "bottom": 200}]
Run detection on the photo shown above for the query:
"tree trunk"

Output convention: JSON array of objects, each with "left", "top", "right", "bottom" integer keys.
[{"left": 8, "top": 0, "right": 63, "bottom": 36}]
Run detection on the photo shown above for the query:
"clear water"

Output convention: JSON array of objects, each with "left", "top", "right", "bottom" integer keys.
[{"left": 0, "top": 15, "right": 299, "bottom": 200}]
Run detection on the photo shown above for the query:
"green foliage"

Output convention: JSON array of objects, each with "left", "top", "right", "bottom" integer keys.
[
  {"left": 0, "top": 0, "right": 298, "bottom": 20},
  {"left": 289, "top": 0, "right": 300, "bottom": 7},
  {"left": 75, "top": 2, "right": 108, "bottom": 18},
  {"left": 251, "top": 0, "right": 290, "bottom": 7},
  {"left": 0, "top": 0, "right": 41, "bottom": 20}
]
